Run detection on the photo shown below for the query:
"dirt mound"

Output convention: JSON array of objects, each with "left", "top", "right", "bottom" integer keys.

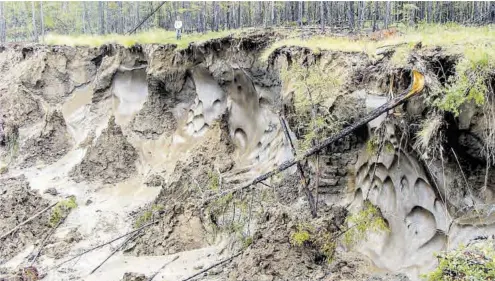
[
  {"left": 130, "top": 91, "right": 178, "bottom": 140},
  {"left": 222, "top": 206, "right": 346, "bottom": 281},
  {"left": 70, "top": 116, "right": 138, "bottom": 184},
  {"left": 131, "top": 120, "right": 234, "bottom": 256},
  {"left": 0, "top": 84, "right": 43, "bottom": 129},
  {"left": 20, "top": 110, "right": 72, "bottom": 167},
  {"left": 0, "top": 175, "right": 51, "bottom": 264}
]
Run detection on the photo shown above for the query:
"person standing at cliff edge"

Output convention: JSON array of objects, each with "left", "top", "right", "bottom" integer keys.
[{"left": 175, "top": 16, "right": 183, "bottom": 40}]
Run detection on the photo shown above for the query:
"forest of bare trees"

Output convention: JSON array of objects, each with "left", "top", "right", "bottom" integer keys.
[{"left": 0, "top": 1, "right": 495, "bottom": 43}]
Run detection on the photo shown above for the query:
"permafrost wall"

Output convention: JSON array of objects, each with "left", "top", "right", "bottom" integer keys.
[{"left": 0, "top": 35, "right": 493, "bottom": 281}]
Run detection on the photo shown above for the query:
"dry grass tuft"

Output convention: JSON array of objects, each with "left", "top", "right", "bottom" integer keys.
[
  {"left": 45, "top": 29, "right": 238, "bottom": 49},
  {"left": 414, "top": 113, "right": 444, "bottom": 160}
]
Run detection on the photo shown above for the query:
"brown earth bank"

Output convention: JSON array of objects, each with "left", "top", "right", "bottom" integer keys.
[{"left": 0, "top": 31, "right": 493, "bottom": 281}]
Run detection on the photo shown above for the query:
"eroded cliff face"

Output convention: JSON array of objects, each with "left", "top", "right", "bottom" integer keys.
[{"left": 0, "top": 33, "right": 493, "bottom": 281}]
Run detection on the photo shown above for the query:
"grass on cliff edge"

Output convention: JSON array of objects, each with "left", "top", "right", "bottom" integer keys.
[
  {"left": 45, "top": 29, "right": 238, "bottom": 49},
  {"left": 260, "top": 23, "right": 495, "bottom": 64}
]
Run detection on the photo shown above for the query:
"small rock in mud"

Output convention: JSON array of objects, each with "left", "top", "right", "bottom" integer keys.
[
  {"left": 366, "top": 273, "right": 411, "bottom": 281},
  {"left": 44, "top": 188, "right": 58, "bottom": 196},
  {"left": 70, "top": 116, "right": 138, "bottom": 184},
  {"left": 121, "top": 272, "right": 147, "bottom": 281},
  {"left": 144, "top": 174, "right": 166, "bottom": 187}
]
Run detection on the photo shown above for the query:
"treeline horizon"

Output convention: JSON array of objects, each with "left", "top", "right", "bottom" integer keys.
[{"left": 1, "top": 1, "right": 495, "bottom": 43}]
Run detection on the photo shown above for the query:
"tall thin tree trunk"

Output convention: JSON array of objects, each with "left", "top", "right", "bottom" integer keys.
[
  {"left": 248, "top": 1, "right": 252, "bottom": 27},
  {"left": 211, "top": 1, "right": 216, "bottom": 31},
  {"left": 99, "top": 1, "right": 105, "bottom": 35},
  {"left": 320, "top": 1, "right": 325, "bottom": 31},
  {"left": 203, "top": 1, "right": 207, "bottom": 32},
  {"left": 107, "top": 2, "right": 113, "bottom": 33},
  {"left": 491, "top": 1, "right": 495, "bottom": 23},
  {"left": 372, "top": 1, "right": 379, "bottom": 31},
  {"left": 31, "top": 1, "right": 38, "bottom": 42},
  {"left": 118, "top": 1, "right": 123, "bottom": 33},
  {"left": 435, "top": 1, "right": 441, "bottom": 23},
  {"left": 348, "top": 1, "right": 355, "bottom": 31},
  {"left": 358, "top": 1, "right": 365, "bottom": 30},
  {"left": 237, "top": 1, "right": 241, "bottom": 28},
  {"left": 226, "top": 3, "right": 231, "bottom": 29},
  {"left": 214, "top": 1, "right": 219, "bottom": 31},
  {"left": 428, "top": 1, "right": 433, "bottom": 23},
  {"left": 472, "top": 1, "right": 477, "bottom": 22},
  {"left": 420, "top": 1, "right": 425, "bottom": 21},
  {"left": 448, "top": 1, "right": 454, "bottom": 22},
  {"left": 298, "top": 1, "right": 303, "bottom": 27},
  {"left": 40, "top": 1, "right": 44, "bottom": 40},
  {"left": 82, "top": 2, "right": 87, "bottom": 33},
  {"left": 135, "top": 2, "right": 140, "bottom": 27},
  {"left": 0, "top": 2, "right": 5, "bottom": 43},
  {"left": 271, "top": 1, "right": 275, "bottom": 26}
]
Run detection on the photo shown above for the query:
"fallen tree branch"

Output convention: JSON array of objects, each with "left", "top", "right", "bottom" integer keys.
[
  {"left": 30, "top": 218, "right": 64, "bottom": 266},
  {"left": 279, "top": 115, "right": 317, "bottom": 218},
  {"left": 203, "top": 70, "right": 425, "bottom": 204},
  {"left": 148, "top": 255, "right": 179, "bottom": 281},
  {"left": 127, "top": 2, "right": 166, "bottom": 35},
  {"left": 50, "top": 220, "right": 158, "bottom": 271},
  {"left": 0, "top": 202, "right": 58, "bottom": 240},
  {"left": 89, "top": 230, "right": 143, "bottom": 274},
  {"left": 180, "top": 252, "right": 242, "bottom": 281}
]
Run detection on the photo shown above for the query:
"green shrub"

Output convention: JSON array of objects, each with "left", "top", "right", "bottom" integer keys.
[
  {"left": 343, "top": 201, "right": 389, "bottom": 247},
  {"left": 290, "top": 222, "right": 336, "bottom": 263},
  {"left": 281, "top": 63, "right": 347, "bottom": 155},
  {"left": 424, "top": 239, "right": 495, "bottom": 281},
  {"left": 134, "top": 210, "right": 152, "bottom": 228},
  {"left": 437, "top": 47, "right": 494, "bottom": 116},
  {"left": 316, "top": 232, "right": 337, "bottom": 263}
]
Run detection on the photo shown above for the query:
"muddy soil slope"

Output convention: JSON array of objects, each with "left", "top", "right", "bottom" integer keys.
[{"left": 0, "top": 32, "right": 494, "bottom": 281}]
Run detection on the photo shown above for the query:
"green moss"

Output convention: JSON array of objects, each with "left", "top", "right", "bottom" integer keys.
[
  {"left": 49, "top": 197, "right": 77, "bottom": 227},
  {"left": 366, "top": 136, "right": 379, "bottom": 155},
  {"left": 242, "top": 236, "right": 253, "bottom": 249},
  {"left": 384, "top": 142, "right": 395, "bottom": 154},
  {"left": 208, "top": 170, "right": 220, "bottom": 191},
  {"left": 290, "top": 229, "right": 311, "bottom": 247}
]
